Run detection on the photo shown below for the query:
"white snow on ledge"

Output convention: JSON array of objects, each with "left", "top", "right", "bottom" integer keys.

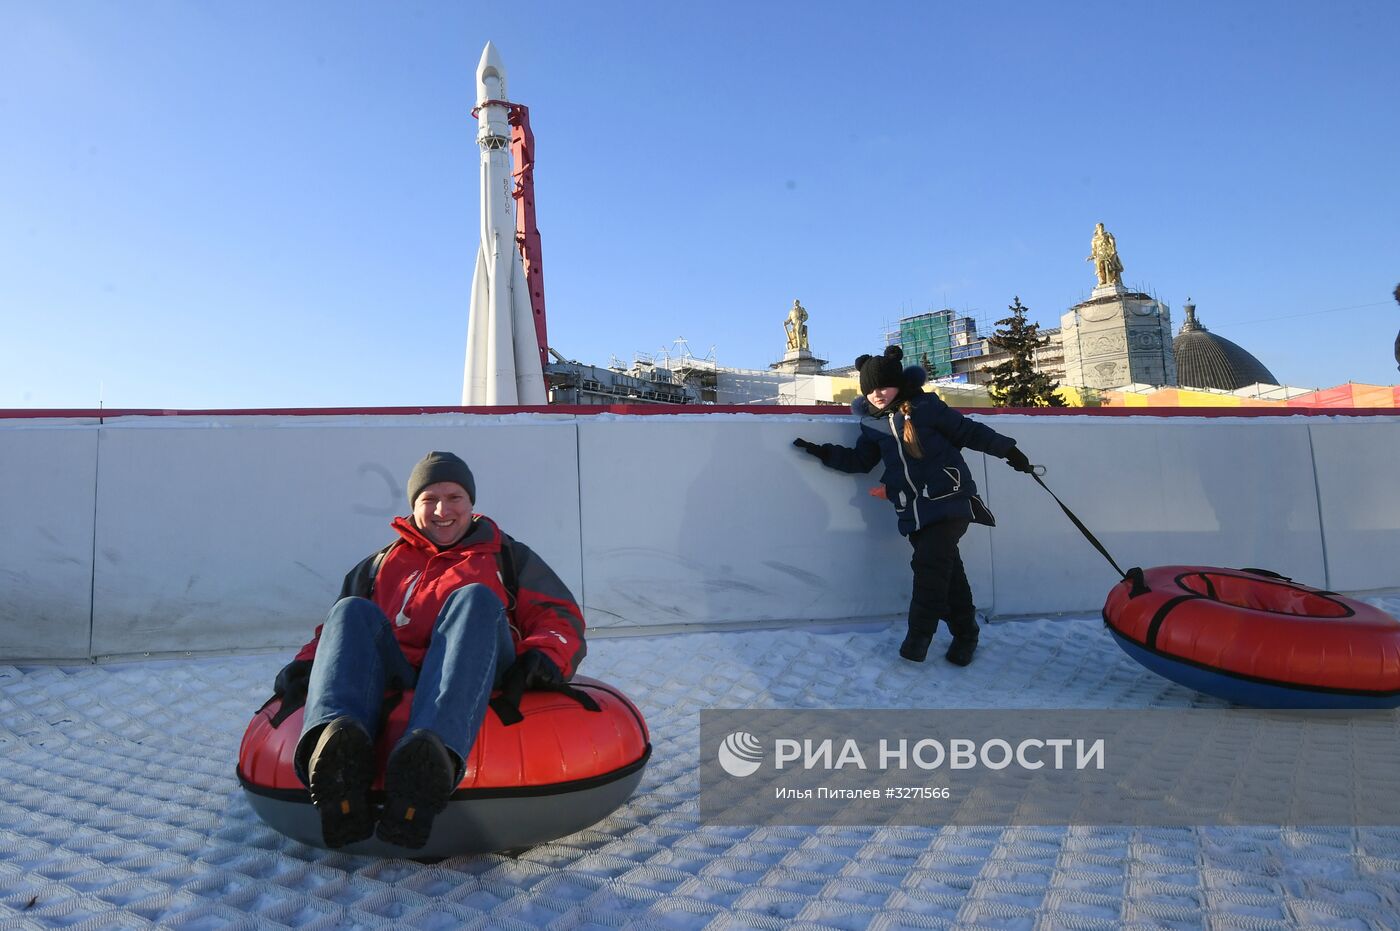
[{"left": 2, "top": 599, "right": 1399, "bottom": 929}]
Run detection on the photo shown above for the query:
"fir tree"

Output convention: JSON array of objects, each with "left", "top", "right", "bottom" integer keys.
[{"left": 987, "top": 296, "right": 1066, "bottom": 407}]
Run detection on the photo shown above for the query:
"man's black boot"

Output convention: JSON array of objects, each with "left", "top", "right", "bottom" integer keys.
[
  {"left": 376, "top": 729, "right": 457, "bottom": 850},
  {"left": 899, "top": 631, "right": 933, "bottom": 662},
  {"left": 306, "top": 717, "right": 375, "bottom": 849}
]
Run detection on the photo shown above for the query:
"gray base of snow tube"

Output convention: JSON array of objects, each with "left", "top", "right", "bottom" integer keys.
[{"left": 241, "top": 750, "right": 649, "bottom": 858}]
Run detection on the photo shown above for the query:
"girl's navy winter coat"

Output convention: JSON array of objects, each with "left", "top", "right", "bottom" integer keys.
[{"left": 817, "top": 378, "right": 1017, "bottom": 536}]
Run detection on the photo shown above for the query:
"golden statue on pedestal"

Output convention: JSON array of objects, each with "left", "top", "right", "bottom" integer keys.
[
  {"left": 1087, "top": 222, "right": 1124, "bottom": 287},
  {"left": 784, "top": 299, "right": 810, "bottom": 351}
]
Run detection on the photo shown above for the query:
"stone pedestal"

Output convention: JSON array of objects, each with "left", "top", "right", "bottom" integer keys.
[
  {"left": 770, "top": 348, "right": 827, "bottom": 375},
  {"left": 1061, "top": 291, "right": 1176, "bottom": 389}
]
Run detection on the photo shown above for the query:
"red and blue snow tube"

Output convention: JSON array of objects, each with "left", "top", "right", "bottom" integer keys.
[
  {"left": 237, "top": 676, "right": 650, "bottom": 857},
  {"left": 1104, "top": 565, "right": 1400, "bottom": 708}
]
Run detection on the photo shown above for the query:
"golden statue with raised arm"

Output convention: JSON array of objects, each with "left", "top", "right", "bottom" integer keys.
[
  {"left": 1087, "top": 222, "right": 1124, "bottom": 287},
  {"left": 784, "top": 299, "right": 810, "bottom": 351}
]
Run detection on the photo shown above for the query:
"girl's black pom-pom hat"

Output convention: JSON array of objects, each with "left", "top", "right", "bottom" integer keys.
[{"left": 856, "top": 345, "right": 906, "bottom": 395}]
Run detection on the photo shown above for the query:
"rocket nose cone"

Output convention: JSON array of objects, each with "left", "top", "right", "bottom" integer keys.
[
  {"left": 476, "top": 41, "right": 507, "bottom": 102},
  {"left": 477, "top": 41, "right": 504, "bottom": 75}
]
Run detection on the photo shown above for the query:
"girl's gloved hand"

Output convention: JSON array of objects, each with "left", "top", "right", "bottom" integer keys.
[{"left": 1004, "top": 446, "right": 1034, "bottom": 474}]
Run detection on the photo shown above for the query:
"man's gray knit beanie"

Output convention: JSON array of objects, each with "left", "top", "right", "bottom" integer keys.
[{"left": 407, "top": 451, "right": 476, "bottom": 506}]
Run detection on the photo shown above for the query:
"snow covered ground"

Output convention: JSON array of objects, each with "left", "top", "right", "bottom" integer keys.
[{"left": 3, "top": 598, "right": 1400, "bottom": 930}]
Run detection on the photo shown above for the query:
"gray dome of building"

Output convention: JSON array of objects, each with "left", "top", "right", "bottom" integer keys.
[{"left": 1173, "top": 301, "right": 1278, "bottom": 390}]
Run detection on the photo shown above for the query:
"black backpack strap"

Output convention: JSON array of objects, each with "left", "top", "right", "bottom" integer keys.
[
  {"left": 496, "top": 537, "right": 519, "bottom": 612},
  {"left": 366, "top": 544, "right": 391, "bottom": 594},
  {"left": 338, "top": 542, "right": 397, "bottom": 600}
]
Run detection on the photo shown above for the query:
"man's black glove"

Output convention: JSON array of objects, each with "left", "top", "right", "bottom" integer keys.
[
  {"left": 1004, "top": 445, "right": 1034, "bottom": 474},
  {"left": 273, "top": 659, "right": 313, "bottom": 703},
  {"left": 502, "top": 649, "right": 563, "bottom": 693},
  {"left": 792, "top": 438, "right": 827, "bottom": 462},
  {"left": 491, "top": 650, "right": 569, "bottom": 726}
]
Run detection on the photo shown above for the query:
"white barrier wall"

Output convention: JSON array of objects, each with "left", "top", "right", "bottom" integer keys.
[
  {"left": 90, "top": 415, "right": 582, "bottom": 658},
  {"left": 982, "top": 416, "right": 1330, "bottom": 615},
  {"left": 0, "top": 421, "right": 99, "bottom": 660},
  {"left": 576, "top": 417, "right": 993, "bottom": 627},
  {"left": 1308, "top": 420, "right": 1400, "bottom": 592},
  {"left": 0, "top": 411, "right": 1395, "bottom": 660}
]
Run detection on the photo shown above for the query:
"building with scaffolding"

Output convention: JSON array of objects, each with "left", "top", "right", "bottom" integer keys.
[
  {"left": 887, "top": 308, "right": 1067, "bottom": 387},
  {"left": 894, "top": 310, "right": 955, "bottom": 379},
  {"left": 951, "top": 326, "right": 1067, "bottom": 386},
  {"left": 544, "top": 350, "right": 700, "bottom": 405},
  {"left": 545, "top": 340, "right": 854, "bottom": 407},
  {"left": 648, "top": 340, "right": 852, "bottom": 406}
]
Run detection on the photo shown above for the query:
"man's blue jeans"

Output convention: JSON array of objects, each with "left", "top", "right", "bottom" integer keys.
[{"left": 296, "top": 584, "right": 516, "bottom": 783}]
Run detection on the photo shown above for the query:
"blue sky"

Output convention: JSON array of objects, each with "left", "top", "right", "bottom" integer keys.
[{"left": 2, "top": 1, "right": 1396, "bottom": 409}]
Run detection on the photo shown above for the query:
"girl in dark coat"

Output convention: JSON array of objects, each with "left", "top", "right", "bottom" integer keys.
[{"left": 794, "top": 346, "right": 1034, "bottom": 664}]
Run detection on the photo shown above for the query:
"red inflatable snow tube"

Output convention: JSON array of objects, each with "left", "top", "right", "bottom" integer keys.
[
  {"left": 1104, "top": 565, "right": 1400, "bottom": 708},
  {"left": 237, "top": 676, "right": 651, "bottom": 856}
]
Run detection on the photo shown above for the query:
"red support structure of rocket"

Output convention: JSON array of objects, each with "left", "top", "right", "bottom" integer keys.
[{"left": 507, "top": 104, "right": 550, "bottom": 376}]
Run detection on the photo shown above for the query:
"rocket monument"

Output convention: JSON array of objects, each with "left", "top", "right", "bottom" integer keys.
[{"left": 462, "top": 42, "right": 547, "bottom": 406}]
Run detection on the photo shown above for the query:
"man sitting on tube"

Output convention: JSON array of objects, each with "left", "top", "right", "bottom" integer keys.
[{"left": 272, "top": 451, "right": 586, "bottom": 849}]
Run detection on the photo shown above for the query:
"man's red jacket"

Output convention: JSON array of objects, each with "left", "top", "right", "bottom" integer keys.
[{"left": 294, "top": 514, "right": 585, "bottom": 676}]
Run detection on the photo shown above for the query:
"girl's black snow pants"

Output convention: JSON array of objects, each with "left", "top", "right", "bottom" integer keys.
[{"left": 907, "top": 518, "right": 978, "bottom": 641}]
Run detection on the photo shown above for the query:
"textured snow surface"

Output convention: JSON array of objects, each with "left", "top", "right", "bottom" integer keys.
[{"left": 3, "top": 598, "right": 1400, "bottom": 930}]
